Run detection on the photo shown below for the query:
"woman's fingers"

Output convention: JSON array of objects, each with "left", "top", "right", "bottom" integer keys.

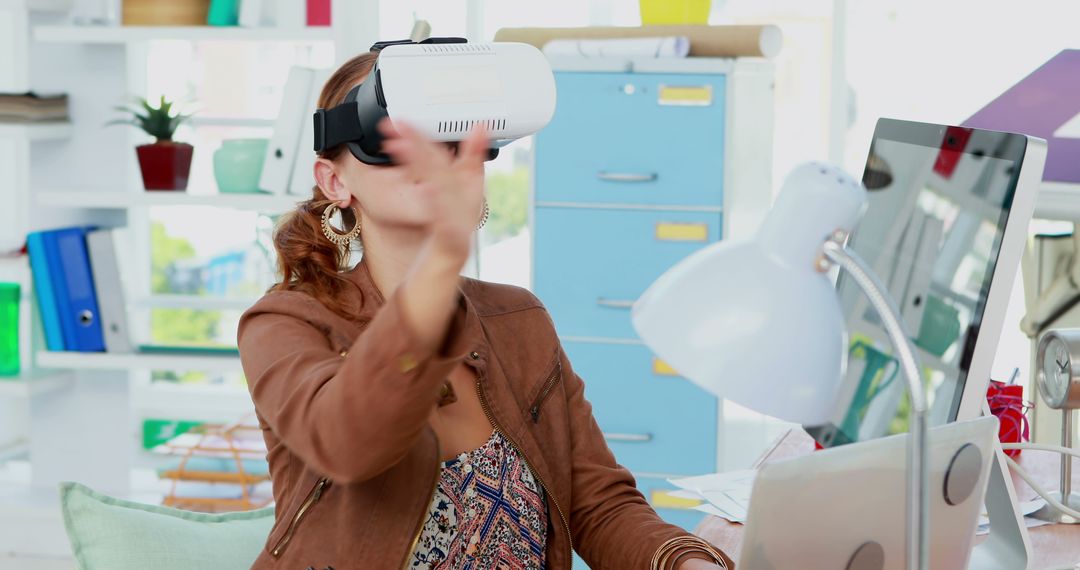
[
  {"left": 456, "top": 123, "right": 490, "bottom": 170},
  {"left": 379, "top": 119, "right": 451, "bottom": 178}
]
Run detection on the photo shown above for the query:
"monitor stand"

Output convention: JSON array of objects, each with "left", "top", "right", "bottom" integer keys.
[{"left": 968, "top": 437, "right": 1032, "bottom": 569}]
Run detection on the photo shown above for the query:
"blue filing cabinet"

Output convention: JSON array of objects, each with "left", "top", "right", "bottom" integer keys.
[{"left": 530, "top": 57, "right": 774, "bottom": 564}]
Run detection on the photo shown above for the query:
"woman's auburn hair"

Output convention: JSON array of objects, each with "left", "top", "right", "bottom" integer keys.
[{"left": 267, "top": 51, "right": 377, "bottom": 319}]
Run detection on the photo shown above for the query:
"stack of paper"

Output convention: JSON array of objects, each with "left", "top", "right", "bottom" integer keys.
[
  {"left": 667, "top": 469, "right": 756, "bottom": 523},
  {"left": 976, "top": 498, "right": 1050, "bottom": 536}
]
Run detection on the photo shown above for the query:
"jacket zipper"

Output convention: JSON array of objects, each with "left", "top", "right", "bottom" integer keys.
[
  {"left": 529, "top": 361, "right": 563, "bottom": 424},
  {"left": 401, "top": 437, "right": 441, "bottom": 570},
  {"left": 476, "top": 373, "right": 574, "bottom": 568},
  {"left": 270, "top": 476, "right": 331, "bottom": 557}
]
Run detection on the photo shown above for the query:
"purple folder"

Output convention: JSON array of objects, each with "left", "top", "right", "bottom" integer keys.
[{"left": 963, "top": 49, "right": 1080, "bottom": 184}]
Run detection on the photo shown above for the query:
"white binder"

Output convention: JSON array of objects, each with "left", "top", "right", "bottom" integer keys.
[
  {"left": 288, "top": 68, "right": 331, "bottom": 197},
  {"left": 259, "top": 66, "right": 314, "bottom": 195},
  {"left": 86, "top": 228, "right": 134, "bottom": 353}
]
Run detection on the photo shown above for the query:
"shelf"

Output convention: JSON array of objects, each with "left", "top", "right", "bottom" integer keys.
[
  {"left": 1035, "top": 181, "right": 1080, "bottom": 221},
  {"left": 137, "top": 294, "right": 262, "bottom": 311},
  {"left": 36, "top": 350, "right": 242, "bottom": 372},
  {"left": 0, "top": 122, "right": 72, "bottom": 141},
  {"left": 0, "top": 372, "right": 74, "bottom": 398},
  {"left": 0, "top": 257, "right": 30, "bottom": 283},
  {"left": 35, "top": 190, "right": 302, "bottom": 212},
  {"left": 33, "top": 24, "right": 334, "bottom": 44}
]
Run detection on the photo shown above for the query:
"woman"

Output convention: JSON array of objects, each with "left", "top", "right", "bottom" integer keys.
[{"left": 237, "top": 51, "right": 734, "bottom": 570}]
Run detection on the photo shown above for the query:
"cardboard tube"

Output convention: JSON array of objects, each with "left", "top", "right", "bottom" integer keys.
[{"left": 494, "top": 25, "right": 782, "bottom": 59}]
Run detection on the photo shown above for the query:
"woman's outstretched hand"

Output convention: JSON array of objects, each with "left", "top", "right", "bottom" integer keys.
[{"left": 378, "top": 118, "right": 489, "bottom": 264}]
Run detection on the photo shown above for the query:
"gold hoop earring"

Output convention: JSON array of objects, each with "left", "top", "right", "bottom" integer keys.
[
  {"left": 321, "top": 204, "right": 362, "bottom": 246},
  {"left": 476, "top": 197, "right": 490, "bottom": 231}
]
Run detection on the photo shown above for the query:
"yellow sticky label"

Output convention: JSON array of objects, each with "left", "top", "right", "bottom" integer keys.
[
  {"left": 658, "top": 85, "right": 713, "bottom": 106},
  {"left": 652, "top": 490, "right": 702, "bottom": 510},
  {"left": 652, "top": 358, "right": 679, "bottom": 377},
  {"left": 656, "top": 222, "right": 708, "bottom": 242}
]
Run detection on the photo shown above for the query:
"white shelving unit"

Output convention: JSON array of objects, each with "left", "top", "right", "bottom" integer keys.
[
  {"left": 36, "top": 350, "right": 242, "bottom": 373},
  {"left": 36, "top": 189, "right": 303, "bottom": 211},
  {"left": 0, "top": 372, "right": 73, "bottom": 398},
  {"left": 0, "top": 121, "right": 72, "bottom": 140},
  {"left": 0, "top": 0, "right": 382, "bottom": 559},
  {"left": 33, "top": 24, "right": 335, "bottom": 44}
]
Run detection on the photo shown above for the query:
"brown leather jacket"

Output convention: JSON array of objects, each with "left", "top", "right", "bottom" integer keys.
[{"left": 237, "top": 257, "right": 733, "bottom": 569}]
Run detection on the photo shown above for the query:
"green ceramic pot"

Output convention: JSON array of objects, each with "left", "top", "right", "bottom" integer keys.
[{"left": 213, "top": 138, "right": 269, "bottom": 193}]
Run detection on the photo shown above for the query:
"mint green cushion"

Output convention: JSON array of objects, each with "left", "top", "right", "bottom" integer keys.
[{"left": 59, "top": 481, "right": 274, "bottom": 569}]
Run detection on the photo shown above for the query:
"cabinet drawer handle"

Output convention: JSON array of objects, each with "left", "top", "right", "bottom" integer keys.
[
  {"left": 597, "top": 171, "right": 659, "bottom": 183},
  {"left": 604, "top": 432, "right": 654, "bottom": 443},
  {"left": 596, "top": 298, "right": 635, "bottom": 309}
]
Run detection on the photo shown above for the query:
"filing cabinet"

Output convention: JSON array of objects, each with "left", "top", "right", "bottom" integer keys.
[{"left": 530, "top": 57, "right": 775, "bottom": 555}]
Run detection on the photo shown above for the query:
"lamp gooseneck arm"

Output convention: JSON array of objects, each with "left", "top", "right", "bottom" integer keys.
[{"left": 822, "top": 237, "right": 929, "bottom": 570}]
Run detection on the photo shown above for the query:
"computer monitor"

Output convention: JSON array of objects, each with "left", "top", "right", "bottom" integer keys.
[{"left": 829, "top": 118, "right": 1046, "bottom": 444}]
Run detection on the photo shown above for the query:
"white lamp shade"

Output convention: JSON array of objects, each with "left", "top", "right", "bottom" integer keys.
[{"left": 631, "top": 162, "right": 868, "bottom": 426}]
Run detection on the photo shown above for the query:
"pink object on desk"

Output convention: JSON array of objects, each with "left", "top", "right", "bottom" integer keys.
[{"left": 986, "top": 379, "right": 1031, "bottom": 458}]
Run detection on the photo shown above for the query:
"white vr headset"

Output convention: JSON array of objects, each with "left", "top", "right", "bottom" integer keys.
[{"left": 313, "top": 37, "right": 557, "bottom": 165}]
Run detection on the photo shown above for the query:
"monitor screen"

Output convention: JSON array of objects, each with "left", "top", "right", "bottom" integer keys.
[{"left": 831, "top": 118, "right": 1030, "bottom": 444}]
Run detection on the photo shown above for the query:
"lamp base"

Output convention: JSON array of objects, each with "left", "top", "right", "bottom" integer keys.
[{"left": 1029, "top": 492, "right": 1080, "bottom": 524}]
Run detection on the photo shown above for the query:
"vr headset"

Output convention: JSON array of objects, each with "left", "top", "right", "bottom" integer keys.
[{"left": 313, "top": 37, "right": 557, "bottom": 165}]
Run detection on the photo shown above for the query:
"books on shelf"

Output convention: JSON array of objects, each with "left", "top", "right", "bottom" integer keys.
[
  {"left": 86, "top": 228, "right": 134, "bottom": 353},
  {"left": 26, "top": 225, "right": 243, "bottom": 356},
  {"left": 0, "top": 92, "right": 69, "bottom": 123},
  {"left": 26, "top": 226, "right": 105, "bottom": 352}
]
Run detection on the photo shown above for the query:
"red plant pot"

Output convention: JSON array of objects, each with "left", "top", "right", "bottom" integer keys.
[{"left": 136, "top": 141, "right": 193, "bottom": 191}]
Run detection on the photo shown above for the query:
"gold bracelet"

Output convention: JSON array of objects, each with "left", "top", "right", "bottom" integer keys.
[{"left": 651, "top": 536, "right": 731, "bottom": 570}]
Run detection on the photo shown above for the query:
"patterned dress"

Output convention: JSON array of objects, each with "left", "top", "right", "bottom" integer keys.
[{"left": 409, "top": 430, "right": 549, "bottom": 570}]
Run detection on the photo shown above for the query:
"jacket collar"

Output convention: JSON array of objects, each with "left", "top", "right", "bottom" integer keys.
[{"left": 343, "top": 256, "right": 489, "bottom": 371}]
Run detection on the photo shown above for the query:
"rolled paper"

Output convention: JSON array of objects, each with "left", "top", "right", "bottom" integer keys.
[{"left": 495, "top": 25, "right": 782, "bottom": 59}]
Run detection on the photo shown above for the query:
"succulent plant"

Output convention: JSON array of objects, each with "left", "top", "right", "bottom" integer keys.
[{"left": 108, "top": 95, "right": 192, "bottom": 142}]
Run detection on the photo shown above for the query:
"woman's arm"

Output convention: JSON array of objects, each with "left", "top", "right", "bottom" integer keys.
[
  {"left": 549, "top": 333, "right": 735, "bottom": 569},
  {"left": 237, "top": 260, "right": 468, "bottom": 484},
  {"left": 237, "top": 121, "right": 490, "bottom": 483}
]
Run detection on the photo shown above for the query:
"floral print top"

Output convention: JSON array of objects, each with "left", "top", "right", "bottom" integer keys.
[{"left": 409, "top": 430, "right": 549, "bottom": 569}]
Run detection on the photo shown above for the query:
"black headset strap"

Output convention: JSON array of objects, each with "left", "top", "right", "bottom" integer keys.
[{"left": 313, "top": 103, "right": 364, "bottom": 152}]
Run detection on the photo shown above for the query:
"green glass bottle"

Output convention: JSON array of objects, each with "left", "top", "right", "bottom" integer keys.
[{"left": 0, "top": 283, "right": 19, "bottom": 377}]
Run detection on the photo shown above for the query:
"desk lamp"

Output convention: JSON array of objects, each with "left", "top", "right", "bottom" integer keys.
[{"left": 632, "top": 162, "right": 931, "bottom": 569}]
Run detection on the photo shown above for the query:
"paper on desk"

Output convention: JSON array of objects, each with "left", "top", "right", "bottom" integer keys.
[
  {"left": 669, "top": 469, "right": 756, "bottom": 524},
  {"left": 975, "top": 499, "right": 1050, "bottom": 536},
  {"left": 669, "top": 469, "right": 757, "bottom": 494}
]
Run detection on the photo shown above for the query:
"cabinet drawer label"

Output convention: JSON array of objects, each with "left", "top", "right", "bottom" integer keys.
[
  {"left": 655, "top": 222, "right": 709, "bottom": 242},
  {"left": 658, "top": 85, "right": 713, "bottom": 107},
  {"left": 652, "top": 358, "right": 680, "bottom": 377}
]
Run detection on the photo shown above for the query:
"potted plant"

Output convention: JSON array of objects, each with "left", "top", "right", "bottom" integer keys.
[{"left": 109, "top": 95, "right": 194, "bottom": 191}]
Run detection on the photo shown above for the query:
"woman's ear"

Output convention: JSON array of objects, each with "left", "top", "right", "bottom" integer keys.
[{"left": 314, "top": 157, "right": 352, "bottom": 208}]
